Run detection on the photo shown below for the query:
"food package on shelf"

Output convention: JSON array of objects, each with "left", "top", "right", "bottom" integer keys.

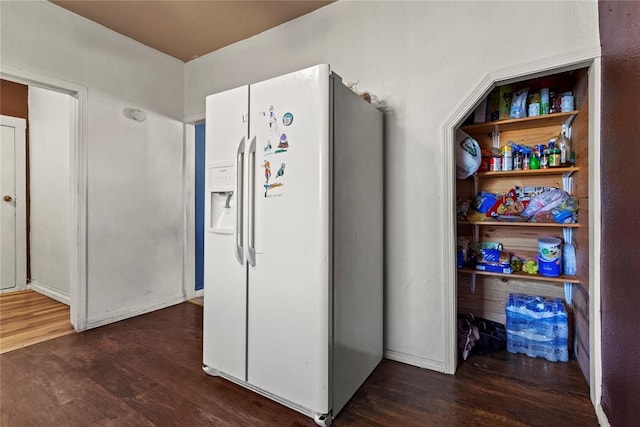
[
  {"left": 486, "top": 189, "right": 528, "bottom": 218},
  {"left": 475, "top": 246, "right": 512, "bottom": 274},
  {"left": 456, "top": 197, "right": 471, "bottom": 219},
  {"left": 520, "top": 189, "right": 569, "bottom": 219},
  {"left": 473, "top": 191, "right": 497, "bottom": 213}
]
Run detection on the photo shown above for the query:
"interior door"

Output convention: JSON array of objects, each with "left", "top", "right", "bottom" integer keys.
[
  {"left": 1, "top": 115, "right": 27, "bottom": 291},
  {"left": 246, "top": 65, "right": 331, "bottom": 413}
]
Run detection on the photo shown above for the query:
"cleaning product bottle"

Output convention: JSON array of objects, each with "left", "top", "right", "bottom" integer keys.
[{"left": 530, "top": 154, "right": 540, "bottom": 170}]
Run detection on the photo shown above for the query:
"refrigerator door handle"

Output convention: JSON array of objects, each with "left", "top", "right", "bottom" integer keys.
[
  {"left": 246, "top": 136, "right": 257, "bottom": 267},
  {"left": 234, "top": 137, "right": 246, "bottom": 265}
]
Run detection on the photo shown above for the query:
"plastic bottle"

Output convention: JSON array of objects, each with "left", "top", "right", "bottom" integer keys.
[
  {"left": 558, "top": 126, "right": 572, "bottom": 166},
  {"left": 549, "top": 139, "right": 561, "bottom": 167},
  {"left": 540, "top": 151, "right": 549, "bottom": 169},
  {"left": 529, "top": 154, "right": 540, "bottom": 170}
]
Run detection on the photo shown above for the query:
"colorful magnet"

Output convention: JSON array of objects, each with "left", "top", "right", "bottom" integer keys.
[{"left": 282, "top": 112, "right": 294, "bottom": 126}]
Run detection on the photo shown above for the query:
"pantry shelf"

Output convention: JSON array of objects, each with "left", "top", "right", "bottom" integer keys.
[
  {"left": 461, "top": 110, "right": 578, "bottom": 135},
  {"left": 457, "top": 220, "right": 581, "bottom": 228},
  {"left": 475, "top": 167, "right": 578, "bottom": 178},
  {"left": 458, "top": 268, "right": 580, "bottom": 284}
]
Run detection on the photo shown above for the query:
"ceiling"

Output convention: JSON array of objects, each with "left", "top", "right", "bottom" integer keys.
[{"left": 51, "top": 1, "right": 333, "bottom": 62}]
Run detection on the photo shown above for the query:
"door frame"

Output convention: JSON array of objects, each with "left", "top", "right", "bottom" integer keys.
[
  {"left": 440, "top": 49, "right": 602, "bottom": 417},
  {"left": 183, "top": 117, "right": 206, "bottom": 301},
  {"left": 1, "top": 64, "right": 88, "bottom": 332},
  {"left": 1, "top": 116, "right": 27, "bottom": 292}
]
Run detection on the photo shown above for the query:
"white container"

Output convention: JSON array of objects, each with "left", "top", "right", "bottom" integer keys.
[
  {"left": 561, "top": 95, "right": 574, "bottom": 112},
  {"left": 538, "top": 237, "right": 562, "bottom": 277}
]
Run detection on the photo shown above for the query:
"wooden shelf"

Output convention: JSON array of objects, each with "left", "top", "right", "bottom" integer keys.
[
  {"left": 475, "top": 167, "right": 578, "bottom": 178},
  {"left": 458, "top": 267, "right": 580, "bottom": 284},
  {"left": 461, "top": 110, "right": 578, "bottom": 135},
  {"left": 457, "top": 220, "right": 580, "bottom": 228}
]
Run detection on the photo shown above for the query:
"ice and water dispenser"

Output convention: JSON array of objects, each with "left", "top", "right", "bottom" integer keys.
[{"left": 208, "top": 163, "right": 236, "bottom": 235}]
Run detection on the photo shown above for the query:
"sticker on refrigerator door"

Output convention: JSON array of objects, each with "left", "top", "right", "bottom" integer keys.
[
  {"left": 263, "top": 160, "right": 272, "bottom": 183},
  {"left": 262, "top": 160, "right": 285, "bottom": 198},
  {"left": 261, "top": 105, "right": 289, "bottom": 155},
  {"left": 277, "top": 134, "right": 289, "bottom": 152}
]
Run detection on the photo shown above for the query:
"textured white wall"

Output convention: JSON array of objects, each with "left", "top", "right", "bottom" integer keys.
[
  {"left": 1, "top": 0, "right": 185, "bottom": 326},
  {"left": 28, "top": 87, "right": 72, "bottom": 301},
  {"left": 185, "top": 0, "right": 600, "bottom": 369}
]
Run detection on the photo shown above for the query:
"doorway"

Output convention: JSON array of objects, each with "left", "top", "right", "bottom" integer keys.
[
  {"left": 441, "top": 56, "right": 602, "bottom": 407},
  {"left": 1, "top": 68, "right": 88, "bottom": 332},
  {"left": 26, "top": 86, "right": 74, "bottom": 305}
]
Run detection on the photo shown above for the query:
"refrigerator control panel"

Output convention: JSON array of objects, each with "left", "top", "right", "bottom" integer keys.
[{"left": 208, "top": 163, "right": 235, "bottom": 193}]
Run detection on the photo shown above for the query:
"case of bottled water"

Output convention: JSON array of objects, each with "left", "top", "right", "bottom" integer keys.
[{"left": 506, "top": 294, "right": 569, "bottom": 362}]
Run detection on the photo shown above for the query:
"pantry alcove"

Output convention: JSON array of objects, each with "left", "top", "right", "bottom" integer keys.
[{"left": 440, "top": 55, "right": 602, "bottom": 405}]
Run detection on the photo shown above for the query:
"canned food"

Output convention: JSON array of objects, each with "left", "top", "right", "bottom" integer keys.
[
  {"left": 490, "top": 156, "right": 502, "bottom": 171},
  {"left": 502, "top": 156, "right": 513, "bottom": 171}
]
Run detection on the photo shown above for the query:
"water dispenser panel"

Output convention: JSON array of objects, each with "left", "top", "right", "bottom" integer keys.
[{"left": 208, "top": 163, "right": 235, "bottom": 235}]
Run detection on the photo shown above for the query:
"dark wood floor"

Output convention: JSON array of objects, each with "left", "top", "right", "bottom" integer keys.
[{"left": 0, "top": 302, "right": 597, "bottom": 426}]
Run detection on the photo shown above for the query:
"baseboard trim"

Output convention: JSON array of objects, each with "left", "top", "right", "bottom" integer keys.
[
  {"left": 28, "top": 280, "right": 71, "bottom": 305},
  {"left": 384, "top": 349, "right": 446, "bottom": 373},
  {"left": 86, "top": 294, "right": 185, "bottom": 329}
]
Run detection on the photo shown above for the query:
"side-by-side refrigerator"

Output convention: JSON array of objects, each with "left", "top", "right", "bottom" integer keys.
[{"left": 203, "top": 64, "right": 383, "bottom": 426}]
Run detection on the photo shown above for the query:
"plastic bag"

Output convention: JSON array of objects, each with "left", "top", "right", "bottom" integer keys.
[
  {"left": 473, "top": 191, "right": 497, "bottom": 213},
  {"left": 456, "top": 129, "right": 481, "bottom": 179},
  {"left": 563, "top": 244, "right": 576, "bottom": 275},
  {"left": 521, "top": 189, "right": 569, "bottom": 219}
]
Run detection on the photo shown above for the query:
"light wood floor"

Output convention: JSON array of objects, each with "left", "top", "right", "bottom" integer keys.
[
  {"left": 0, "top": 290, "right": 74, "bottom": 354},
  {"left": 187, "top": 296, "right": 204, "bottom": 307}
]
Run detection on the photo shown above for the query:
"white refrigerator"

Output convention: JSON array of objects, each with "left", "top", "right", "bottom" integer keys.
[{"left": 203, "top": 64, "right": 383, "bottom": 426}]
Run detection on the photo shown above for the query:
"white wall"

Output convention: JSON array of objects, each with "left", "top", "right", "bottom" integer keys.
[
  {"left": 185, "top": 1, "right": 600, "bottom": 370},
  {"left": 27, "top": 86, "right": 72, "bottom": 303},
  {"left": 1, "top": 1, "right": 186, "bottom": 327}
]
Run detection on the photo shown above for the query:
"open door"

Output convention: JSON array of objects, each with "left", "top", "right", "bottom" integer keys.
[{"left": 1, "top": 115, "right": 27, "bottom": 292}]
